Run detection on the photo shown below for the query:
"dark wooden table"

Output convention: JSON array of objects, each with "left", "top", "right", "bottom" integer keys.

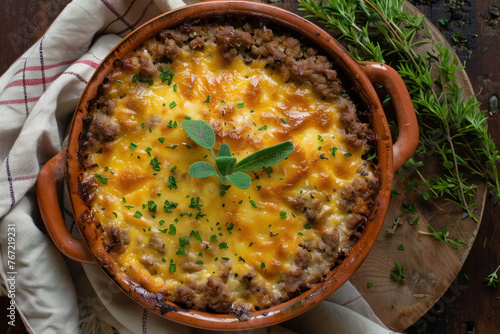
[{"left": 1, "top": 0, "right": 498, "bottom": 333}]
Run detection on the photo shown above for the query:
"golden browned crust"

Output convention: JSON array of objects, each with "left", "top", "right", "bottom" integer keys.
[{"left": 78, "top": 19, "right": 380, "bottom": 316}]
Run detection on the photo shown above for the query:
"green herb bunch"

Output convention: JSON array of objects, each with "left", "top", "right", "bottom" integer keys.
[
  {"left": 298, "top": 0, "right": 500, "bottom": 221},
  {"left": 182, "top": 119, "right": 294, "bottom": 196}
]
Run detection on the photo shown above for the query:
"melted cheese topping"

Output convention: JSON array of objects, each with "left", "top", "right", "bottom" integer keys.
[{"left": 84, "top": 41, "right": 376, "bottom": 310}]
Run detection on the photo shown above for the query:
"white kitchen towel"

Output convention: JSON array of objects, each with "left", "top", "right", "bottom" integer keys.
[{"left": 0, "top": 0, "right": 397, "bottom": 333}]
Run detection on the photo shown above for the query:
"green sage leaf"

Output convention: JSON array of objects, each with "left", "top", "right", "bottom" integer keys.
[
  {"left": 234, "top": 141, "right": 294, "bottom": 172},
  {"left": 189, "top": 161, "right": 217, "bottom": 178},
  {"left": 216, "top": 156, "right": 237, "bottom": 176},
  {"left": 218, "top": 143, "right": 231, "bottom": 157},
  {"left": 226, "top": 171, "right": 251, "bottom": 189},
  {"left": 181, "top": 119, "right": 215, "bottom": 149}
]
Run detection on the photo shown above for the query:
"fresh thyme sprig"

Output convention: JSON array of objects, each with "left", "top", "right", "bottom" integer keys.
[
  {"left": 182, "top": 119, "right": 294, "bottom": 196},
  {"left": 386, "top": 217, "right": 403, "bottom": 234},
  {"left": 390, "top": 260, "right": 406, "bottom": 283},
  {"left": 298, "top": 0, "right": 500, "bottom": 221},
  {"left": 484, "top": 265, "right": 500, "bottom": 288},
  {"left": 418, "top": 224, "right": 466, "bottom": 250}
]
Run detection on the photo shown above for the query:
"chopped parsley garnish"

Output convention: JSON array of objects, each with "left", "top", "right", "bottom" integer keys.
[
  {"left": 194, "top": 231, "right": 202, "bottom": 241},
  {"left": 173, "top": 83, "right": 178, "bottom": 92},
  {"left": 331, "top": 147, "right": 338, "bottom": 157},
  {"left": 280, "top": 211, "right": 287, "bottom": 219},
  {"left": 163, "top": 200, "right": 178, "bottom": 213},
  {"left": 210, "top": 235, "right": 217, "bottom": 242},
  {"left": 161, "top": 258, "right": 167, "bottom": 263},
  {"left": 96, "top": 174, "right": 107, "bottom": 185},
  {"left": 318, "top": 135, "right": 324, "bottom": 142},
  {"left": 221, "top": 257, "right": 230, "bottom": 261},
  {"left": 176, "top": 247, "right": 186, "bottom": 255},
  {"left": 168, "top": 224, "right": 176, "bottom": 235},
  {"left": 237, "top": 101, "right": 244, "bottom": 108},
  {"left": 249, "top": 242, "right": 254, "bottom": 247},
  {"left": 195, "top": 260, "right": 204, "bottom": 264},
  {"left": 204, "top": 96, "right": 210, "bottom": 103},
  {"left": 256, "top": 185, "right": 261, "bottom": 191},
  {"left": 166, "top": 176, "right": 177, "bottom": 190},
  {"left": 367, "top": 151, "right": 377, "bottom": 160},
  {"left": 219, "top": 242, "right": 228, "bottom": 249},
  {"left": 124, "top": 205, "right": 134, "bottom": 209},
  {"left": 195, "top": 212, "right": 206, "bottom": 219},
  {"left": 264, "top": 166, "right": 273, "bottom": 175},
  {"left": 280, "top": 118, "right": 287, "bottom": 124},
  {"left": 184, "top": 114, "right": 192, "bottom": 120},
  {"left": 159, "top": 67, "right": 174, "bottom": 85},
  {"left": 220, "top": 99, "right": 225, "bottom": 103},
  {"left": 258, "top": 125, "right": 267, "bottom": 131},
  {"left": 226, "top": 223, "right": 234, "bottom": 234},
  {"left": 261, "top": 262, "right": 265, "bottom": 270},
  {"left": 122, "top": 197, "right": 126, "bottom": 203},
  {"left": 180, "top": 212, "right": 192, "bottom": 217},
  {"left": 133, "top": 211, "right": 142, "bottom": 219},
  {"left": 169, "top": 259, "right": 176, "bottom": 272},
  {"left": 167, "top": 120, "right": 178, "bottom": 128},
  {"left": 150, "top": 157, "right": 161, "bottom": 171},
  {"left": 147, "top": 200, "right": 156, "bottom": 213},
  {"left": 159, "top": 220, "right": 165, "bottom": 225},
  {"left": 317, "top": 146, "right": 322, "bottom": 151},
  {"left": 158, "top": 137, "right": 165, "bottom": 143},
  {"left": 169, "top": 101, "right": 177, "bottom": 109},
  {"left": 398, "top": 244, "right": 405, "bottom": 250},
  {"left": 165, "top": 144, "right": 177, "bottom": 149},
  {"left": 297, "top": 232, "right": 304, "bottom": 236},
  {"left": 304, "top": 223, "right": 311, "bottom": 229},
  {"left": 145, "top": 147, "right": 152, "bottom": 156},
  {"left": 179, "top": 236, "right": 190, "bottom": 247},
  {"left": 344, "top": 152, "right": 352, "bottom": 158},
  {"left": 250, "top": 200, "right": 257, "bottom": 208},
  {"left": 132, "top": 75, "right": 137, "bottom": 83},
  {"left": 170, "top": 165, "right": 177, "bottom": 172},
  {"left": 189, "top": 197, "right": 203, "bottom": 210},
  {"left": 112, "top": 212, "right": 117, "bottom": 218}
]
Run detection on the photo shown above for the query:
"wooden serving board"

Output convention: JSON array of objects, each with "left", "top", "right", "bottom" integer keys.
[
  {"left": 271, "top": 0, "right": 486, "bottom": 331},
  {"left": 347, "top": 3, "right": 486, "bottom": 332}
]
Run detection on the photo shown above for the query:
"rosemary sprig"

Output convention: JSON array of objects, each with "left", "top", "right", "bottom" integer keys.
[{"left": 298, "top": 0, "right": 500, "bottom": 222}]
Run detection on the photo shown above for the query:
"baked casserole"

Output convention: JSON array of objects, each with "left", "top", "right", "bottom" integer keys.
[{"left": 78, "top": 19, "right": 380, "bottom": 317}]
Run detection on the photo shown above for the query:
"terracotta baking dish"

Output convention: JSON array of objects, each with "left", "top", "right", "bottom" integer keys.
[{"left": 36, "top": 1, "right": 418, "bottom": 330}]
